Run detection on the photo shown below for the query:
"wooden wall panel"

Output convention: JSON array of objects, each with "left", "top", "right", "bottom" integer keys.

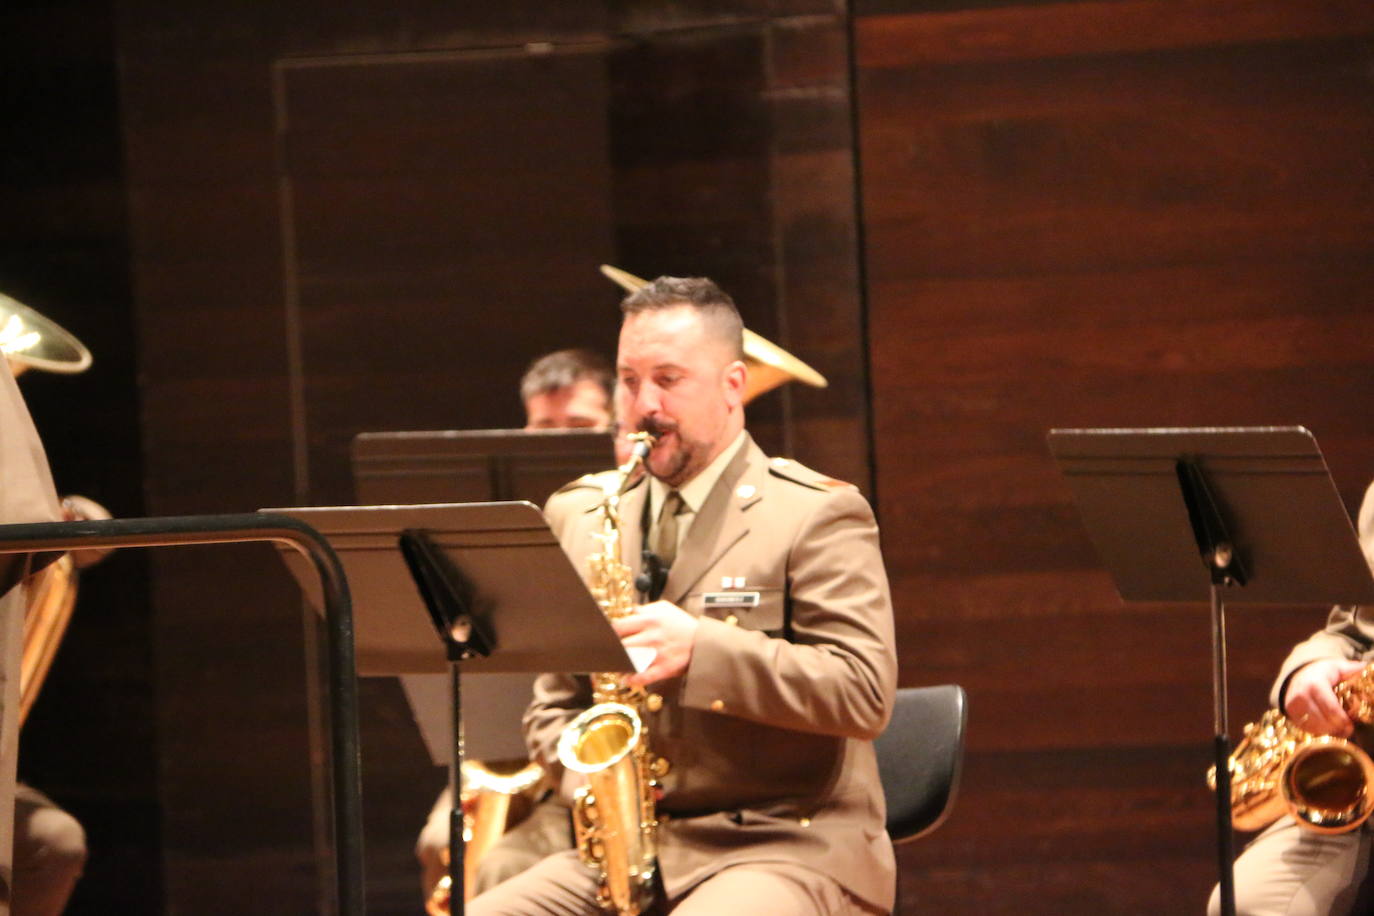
[{"left": 856, "top": 0, "right": 1374, "bottom": 911}]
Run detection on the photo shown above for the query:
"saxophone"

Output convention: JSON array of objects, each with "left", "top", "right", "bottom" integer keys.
[
  {"left": 1210, "top": 663, "right": 1374, "bottom": 833},
  {"left": 556, "top": 432, "right": 667, "bottom": 915},
  {"left": 424, "top": 759, "right": 547, "bottom": 915}
]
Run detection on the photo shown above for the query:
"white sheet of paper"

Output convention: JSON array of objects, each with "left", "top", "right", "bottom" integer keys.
[{"left": 626, "top": 646, "right": 656, "bottom": 673}]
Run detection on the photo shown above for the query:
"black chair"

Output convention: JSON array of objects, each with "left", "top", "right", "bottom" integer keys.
[{"left": 875, "top": 684, "right": 968, "bottom": 843}]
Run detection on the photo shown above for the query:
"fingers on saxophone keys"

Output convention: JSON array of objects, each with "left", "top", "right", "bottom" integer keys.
[{"left": 612, "top": 616, "right": 647, "bottom": 637}]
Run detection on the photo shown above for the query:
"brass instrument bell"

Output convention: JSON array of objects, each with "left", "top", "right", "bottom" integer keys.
[
  {"left": 599, "top": 265, "right": 828, "bottom": 403},
  {"left": 1, "top": 291, "right": 93, "bottom": 377}
]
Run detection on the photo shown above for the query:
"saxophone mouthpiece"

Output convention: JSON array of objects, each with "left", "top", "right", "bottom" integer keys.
[
  {"left": 631, "top": 435, "right": 655, "bottom": 461},
  {"left": 612, "top": 430, "right": 657, "bottom": 496}
]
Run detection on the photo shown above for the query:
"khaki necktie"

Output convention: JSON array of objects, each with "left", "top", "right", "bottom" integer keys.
[{"left": 652, "top": 491, "right": 685, "bottom": 569}]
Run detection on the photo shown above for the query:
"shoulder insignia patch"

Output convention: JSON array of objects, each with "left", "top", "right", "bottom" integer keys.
[{"left": 766, "top": 456, "right": 858, "bottom": 492}]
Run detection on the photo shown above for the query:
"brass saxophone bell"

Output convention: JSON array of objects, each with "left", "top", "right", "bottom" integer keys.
[
  {"left": 1281, "top": 737, "right": 1374, "bottom": 833},
  {"left": 1214, "top": 666, "right": 1374, "bottom": 835}
]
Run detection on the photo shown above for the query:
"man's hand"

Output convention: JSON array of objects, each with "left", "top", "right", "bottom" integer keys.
[
  {"left": 1284, "top": 658, "right": 1369, "bottom": 737},
  {"left": 612, "top": 600, "right": 699, "bottom": 687}
]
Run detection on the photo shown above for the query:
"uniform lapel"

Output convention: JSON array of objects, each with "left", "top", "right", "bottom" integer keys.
[{"left": 664, "top": 435, "right": 765, "bottom": 604}]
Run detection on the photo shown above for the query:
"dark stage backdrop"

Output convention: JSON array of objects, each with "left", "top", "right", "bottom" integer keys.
[
  {"left": 855, "top": 0, "right": 1374, "bottom": 911},
  {"left": 116, "top": 1, "right": 865, "bottom": 911},
  {"left": 2, "top": 0, "right": 160, "bottom": 911}
]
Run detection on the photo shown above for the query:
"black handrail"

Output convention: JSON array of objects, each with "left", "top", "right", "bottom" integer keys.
[{"left": 0, "top": 512, "right": 365, "bottom": 914}]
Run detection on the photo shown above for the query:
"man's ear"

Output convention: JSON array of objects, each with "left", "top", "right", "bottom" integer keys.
[{"left": 722, "top": 359, "right": 748, "bottom": 408}]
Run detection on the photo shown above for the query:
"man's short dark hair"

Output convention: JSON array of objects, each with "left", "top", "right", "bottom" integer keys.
[
  {"left": 519, "top": 348, "right": 614, "bottom": 405},
  {"left": 620, "top": 276, "right": 745, "bottom": 361}
]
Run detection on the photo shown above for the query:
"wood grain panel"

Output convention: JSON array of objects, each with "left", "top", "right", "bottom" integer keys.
[
  {"left": 858, "top": 1, "right": 1374, "bottom": 911},
  {"left": 857, "top": 0, "right": 1374, "bottom": 68}
]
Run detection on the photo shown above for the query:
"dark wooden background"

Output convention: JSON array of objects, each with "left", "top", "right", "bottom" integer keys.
[{"left": 7, "top": 0, "right": 1374, "bottom": 912}]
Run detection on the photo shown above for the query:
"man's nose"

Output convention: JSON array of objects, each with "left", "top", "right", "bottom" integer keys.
[{"left": 633, "top": 382, "right": 663, "bottom": 416}]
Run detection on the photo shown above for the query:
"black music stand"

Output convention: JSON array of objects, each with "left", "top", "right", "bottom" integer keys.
[
  {"left": 1048, "top": 426, "right": 1374, "bottom": 916},
  {"left": 351, "top": 427, "right": 615, "bottom": 768},
  {"left": 266, "top": 501, "right": 632, "bottom": 911},
  {"left": 352, "top": 428, "right": 614, "bottom": 507}
]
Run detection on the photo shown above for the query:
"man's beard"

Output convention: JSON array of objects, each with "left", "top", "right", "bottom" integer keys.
[{"left": 640, "top": 418, "right": 702, "bottom": 488}]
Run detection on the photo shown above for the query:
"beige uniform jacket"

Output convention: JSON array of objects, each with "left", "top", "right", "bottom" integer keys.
[
  {"left": 526, "top": 433, "right": 898, "bottom": 911},
  {"left": 1270, "top": 480, "right": 1374, "bottom": 708},
  {"left": 0, "top": 359, "right": 62, "bottom": 592}
]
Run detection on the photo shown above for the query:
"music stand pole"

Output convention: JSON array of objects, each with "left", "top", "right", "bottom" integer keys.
[
  {"left": 1175, "top": 455, "right": 1247, "bottom": 916},
  {"left": 398, "top": 527, "right": 499, "bottom": 914},
  {"left": 1209, "top": 584, "right": 1236, "bottom": 916}
]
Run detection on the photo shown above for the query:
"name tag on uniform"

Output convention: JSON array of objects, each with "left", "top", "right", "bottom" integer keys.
[{"left": 702, "top": 592, "right": 760, "bottom": 609}]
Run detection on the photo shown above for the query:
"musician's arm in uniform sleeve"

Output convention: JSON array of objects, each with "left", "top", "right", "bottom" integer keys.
[
  {"left": 1270, "top": 605, "right": 1373, "bottom": 710},
  {"left": 522, "top": 480, "right": 601, "bottom": 772},
  {"left": 679, "top": 485, "right": 897, "bottom": 741}
]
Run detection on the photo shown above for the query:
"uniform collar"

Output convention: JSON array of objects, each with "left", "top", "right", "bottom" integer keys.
[{"left": 648, "top": 428, "right": 747, "bottom": 518}]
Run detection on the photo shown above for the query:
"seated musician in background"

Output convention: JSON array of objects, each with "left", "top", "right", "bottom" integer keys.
[
  {"left": 416, "top": 347, "right": 614, "bottom": 902},
  {"left": 1209, "top": 480, "right": 1374, "bottom": 916},
  {"left": 1, "top": 357, "right": 89, "bottom": 916},
  {"left": 469, "top": 277, "right": 897, "bottom": 915},
  {"left": 519, "top": 348, "right": 615, "bottom": 432}
]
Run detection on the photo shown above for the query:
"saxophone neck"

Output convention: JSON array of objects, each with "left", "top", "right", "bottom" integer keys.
[{"left": 613, "top": 432, "right": 657, "bottom": 497}]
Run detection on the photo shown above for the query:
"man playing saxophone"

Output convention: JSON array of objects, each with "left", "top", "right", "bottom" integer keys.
[
  {"left": 468, "top": 277, "right": 897, "bottom": 916},
  {"left": 1209, "top": 480, "right": 1374, "bottom": 916}
]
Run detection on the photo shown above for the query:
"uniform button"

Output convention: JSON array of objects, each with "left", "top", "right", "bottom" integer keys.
[
  {"left": 710, "top": 699, "right": 725, "bottom": 712},
  {"left": 646, "top": 693, "right": 664, "bottom": 712},
  {"left": 724, "top": 614, "right": 739, "bottom": 626}
]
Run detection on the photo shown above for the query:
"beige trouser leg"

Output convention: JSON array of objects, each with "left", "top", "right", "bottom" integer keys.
[
  {"left": 1207, "top": 818, "right": 1374, "bottom": 916},
  {"left": 10, "top": 785, "right": 85, "bottom": 916},
  {"left": 469, "top": 852, "right": 884, "bottom": 916},
  {"left": 668, "top": 862, "right": 885, "bottom": 916},
  {"left": 465, "top": 850, "right": 600, "bottom": 916}
]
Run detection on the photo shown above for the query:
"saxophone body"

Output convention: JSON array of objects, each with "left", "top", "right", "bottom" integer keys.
[
  {"left": 556, "top": 433, "right": 665, "bottom": 915},
  {"left": 1214, "top": 664, "right": 1374, "bottom": 834},
  {"left": 424, "top": 759, "right": 547, "bottom": 916}
]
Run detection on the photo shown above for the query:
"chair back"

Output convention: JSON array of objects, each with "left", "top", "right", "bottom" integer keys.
[{"left": 875, "top": 684, "right": 968, "bottom": 843}]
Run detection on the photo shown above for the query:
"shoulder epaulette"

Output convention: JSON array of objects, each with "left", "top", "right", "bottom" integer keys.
[
  {"left": 766, "top": 456, "right": 858, "bottom": 492},
  {"left": 552, "top": 469, "right": 620, "bottom": 498}
]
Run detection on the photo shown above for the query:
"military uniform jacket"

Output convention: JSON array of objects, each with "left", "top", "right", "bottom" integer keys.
[{"left": 526, "top": 433, "right": 898, "bottom": 911}]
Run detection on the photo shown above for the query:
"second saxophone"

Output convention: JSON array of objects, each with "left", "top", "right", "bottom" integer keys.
[{"left": 1213, "top": 662, "right": 1374, "bottom": 834}]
